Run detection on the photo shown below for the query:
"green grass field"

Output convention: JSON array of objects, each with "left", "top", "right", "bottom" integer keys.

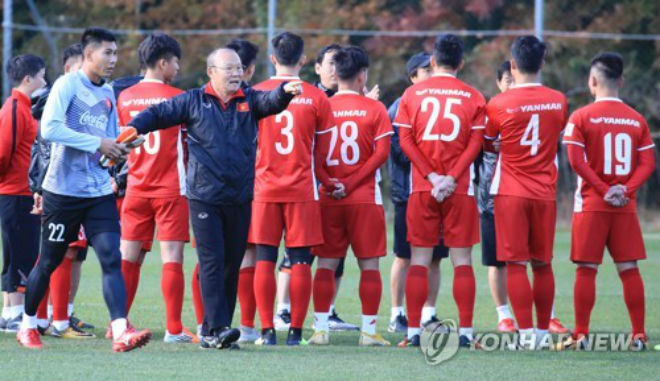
[{"left": 2, "top": 230, "right": 658, "bottom": 381}]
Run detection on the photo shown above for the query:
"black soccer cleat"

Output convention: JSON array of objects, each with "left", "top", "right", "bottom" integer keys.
[
  {"left": 286, "top": 327, "right": 305, "bottom": 346},
  {"left": 215, "top": 327, "right": 240, "bottom": 350},
  {"left": 388, "top": 314, "right": 408, "bottom": 333},
  {"left": 255, "top": 328, "right": 277, "bottom": 346}
]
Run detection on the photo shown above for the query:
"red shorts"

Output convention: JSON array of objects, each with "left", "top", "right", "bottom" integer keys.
[
  {"left": 494, "top": 195, "right": 555, "bottom": 263},
  {"left": 407, "top": 192, "right": 479, "bottom": 248},
  {"left": 68, "top": 226, "right": 87, "bottom": 249},
  {"left": 248, "top": 201, "right": 323, "bottom": 247},
  {"left": 571, "top": 212, "right": 646, "bottom": 264},
  {"left": 121, "top": 195, "right": 190, "bottom": 242},
  {"left": 313, "top": 204, "right": 386, "bottom": 259}
]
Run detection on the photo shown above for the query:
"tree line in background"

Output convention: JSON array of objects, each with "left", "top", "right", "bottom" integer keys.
[{"left": 4, "top": 0, "right": 660, "bottom": 216}]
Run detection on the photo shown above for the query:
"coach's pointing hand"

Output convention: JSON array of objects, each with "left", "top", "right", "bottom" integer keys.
[{"left": 283, "top": 80, "right": 304, "bottom": 95}]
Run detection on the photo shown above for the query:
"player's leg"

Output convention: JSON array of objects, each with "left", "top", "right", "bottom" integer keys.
[
  {"left": 68, "top": 246, "right": 95, "bottom": 331},
  {"left": 19, "top": 192, "right": 80, "bottom": 348},
  {"left": 274, "top": 251, "right": 291, "bottom": 331},
  {"left": 609, "top": 212, "right": 647, "bottom": 348},
  {"left": 481, "top": 212, "right": 514, "bottom": 332},
  {"left": 389, "top": 201, "right": 409, "bottom": 332},
  {"left": 402, "top": 192, "right": 441, "bottom": 346},
  {"left": 251, "top": 201, "right": 285, "bottom": 344},
  {"left": 529, "top": 199, "right": 557, "bottom": 343},
  {"left": 281, "top": 201, "right": 322, "bottom": 345},
  {"left": 422, "top": 243, "right": 447, "bottom": 326},
  {"left": 237, "top": 244, "right": 259, "bottom": 342},
  {"left": 153, "top": 196, "right": 192, "bottom": 342}
]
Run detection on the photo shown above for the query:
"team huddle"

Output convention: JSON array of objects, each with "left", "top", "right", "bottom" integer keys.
[{"left": 0, "top": 26, "right": 654, "bottom": 352}]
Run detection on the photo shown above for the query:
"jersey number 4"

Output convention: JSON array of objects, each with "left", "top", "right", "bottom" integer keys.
[{"left": 521, "top": 113, "right": 541, "bottom": 156}]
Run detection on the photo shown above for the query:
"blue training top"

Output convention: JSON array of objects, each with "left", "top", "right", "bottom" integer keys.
[{"left": 41, "top": 70, "right": 119, "bottom": 198}]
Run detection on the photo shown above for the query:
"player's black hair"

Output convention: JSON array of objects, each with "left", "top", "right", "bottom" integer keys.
[
  {"left": 138, "top": 33, "right": 182, "bottom": 69},
  {"left": 590, "top": 52, "right": 624, "bottom": 81},
  {"left": 226, "top": 39, "right": 259, "bottom": 68},
  {"left": 271, "top": 32, "right": 304, "bottom": 66},
  {"left": 433, "top": 34, "right": 464, "bottom": 70},
  {"left": 7, "top": 54, "right": 45, "bottom": 86},
  {"left": 62, "top": 43, "right": 83, "bottom": 67},
  {"left": 81, "top": 27, "right": 116, "bottom": 50},
  {"left": 315, "top": 44, "right": 342, "bottom": 65},
  {"left": 510, "top": 36, "right": 546, "bottom": 74},
  {"left": 334, "top": 46, "right": 369, "bottom": 81},
  {"left": 496, "top": 61, "right": 511, "bottom": 81}
]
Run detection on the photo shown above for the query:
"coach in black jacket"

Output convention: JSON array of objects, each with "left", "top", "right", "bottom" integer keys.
[{"left": 129, "top": 48, "right": 302, "bottom": 349}]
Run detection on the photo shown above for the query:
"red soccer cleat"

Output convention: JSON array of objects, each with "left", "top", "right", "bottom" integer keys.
[
  {"left": 549, "top": 318, "right": 570, "bottom": 334},
  {"left": 497, "top": 318, "right": 516, "bottom": 333},
  {"left": 106, "top": 320, "right": 135, "bottom": 339},
  {"left": 112, "top": 327, "right": 152, "bottom": 352},
  {"left": 17, "top": 328, "right": 43, "bottom": 349}
]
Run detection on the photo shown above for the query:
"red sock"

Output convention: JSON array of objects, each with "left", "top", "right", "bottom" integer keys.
[
  {"left": 36, "top": 287, "right": 49, "bottom": 320},
  {"left": 532, "top": 264, "right": 555, "bottom": 330},
  {"left": 254, "top": 260, "right": 276, "bottom": 330},
  {"left": 359, "top": 270, "right": 381, "bottom": 316},
  {"left": 290, "top": 263, "right": 312, "bottom": 329},
  {"left": 452, "top": 265, "right": 475, "bottom": 328},
  {"left": 238, "top": 267, "right": 256, "bottom": 328},
  {"left": 405, "top": 265, "right": 428, "bottom": 329},
  {"left": 161, "top": 262, "right": 184, "bottom": 335},
  {"left": 191, "top": 263, "right": 204, "bottom": 325},
  {"left": 313, "top": 268, "right": 335, "bottom": 313},
  {"left": 50, "top": 256, "right": 72, "bottom": 322},
  {"left": 121, "top": 260, "right": 141, "bottom": 314},
  {"left": 506, "top": 263, "right": 533, "bottom": 329},
  {"left": 619, "top": 268, "right": 646, "bottom": 338},
  {"left": 574, "top": 266, "right": 597, "bottom": 338}
]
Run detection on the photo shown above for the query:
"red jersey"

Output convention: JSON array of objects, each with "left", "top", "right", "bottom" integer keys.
[
  {"left": 0, "top": 90, "right": 37, "bottom": 196},
  {"left": 253, "top": 76, "right": 336, "bottom": 202},
  {"left": 485, "top": 83, "right": 568, "bottom": 200},
  {"left": 117, "top": 79, "right": 186, "bottom": 198},
  {"left": 562, "top": 97, "right": 655, "bottom": 212},
  {"left": 393, "top": 73, "right": 486, "bottom": 194},
  {"left": 317, "top": 90, "right": 393, "bottom": 205}
]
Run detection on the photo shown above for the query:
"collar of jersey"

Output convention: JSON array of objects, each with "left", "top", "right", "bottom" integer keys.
[
  {"left": 77, "top": 69, "right": 106, "bottom": 87},
  {"left": 140, "top": 78, "right": 165, "bottom": 84},
  {"left": 335, "top": 90, "right": 360, "bottom": 96},
  {"left": 271, "top": 75, "right": 301, "bottom": 80},
  {"left": 511, "top": 82, "right": 542, "bottom": 88},
  {"left": 431, "top": 72, "right": 456, "bottom": 78},
  {"left": 595, "top": 97, "right": 622, "bottom": 103}
]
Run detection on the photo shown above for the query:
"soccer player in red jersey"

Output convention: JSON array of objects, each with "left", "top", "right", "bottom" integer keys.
[
  {"left": 394, "top": 35, "right": 486, "bottom": 347},
  {"left": 116, "top": 34, "right": 195, "bottom": 343},
  {"left": 307, "top": 46, "right": 393, "bottom": 346},
  {"left": 557, "top": 52, "right": 655, "bottom": 350},
  {"left": 484, "top": 36, "right": 568, "bottom": 349},
  {"left": 250, "top": 32, "right": 336, "bottom": 346}
]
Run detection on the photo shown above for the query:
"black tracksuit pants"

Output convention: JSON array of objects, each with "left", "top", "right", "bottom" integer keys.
[{"left": 189, "top": 199, "right": 251, "bottom": 336}]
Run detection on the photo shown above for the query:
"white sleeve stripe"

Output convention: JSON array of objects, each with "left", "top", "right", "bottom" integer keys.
[
  {"left": 638, "top": 144, "right": 656, "bottom": 151},
  {"left": 484, "top": 135, "right": 497, "bottom": 140},
  {"left": 562, "top": 141, "right": 585, "bottom": 147},
  {"left": 471, "top": 125, "right": 486, "bottom": 130},
  {"left": 374, "top": 131, "right": 395, "bottom": 141},
  {"left": 315, "top": 126, "right": 336, "bottom": 135},
  {"left": 393, "top": 122, "right": 412, "bottom": 128}
]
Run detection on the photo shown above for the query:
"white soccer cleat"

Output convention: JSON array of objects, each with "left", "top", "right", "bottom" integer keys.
[
  {"left": 359, "top": 331, "right": 391, "bottom": 347},
  {"left": 163, "top": 328, "right": 196, "bottom": 344},
  {"left": 307, "top": 331, "right": 330, "bottom": 345},
  {"left": 237, "top": 325, "right": 260, "bottom": 344}
]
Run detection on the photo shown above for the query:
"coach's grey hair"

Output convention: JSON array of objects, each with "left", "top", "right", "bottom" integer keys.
[{"left": 207, "top": 48, "right": 239, "bottom": 67}]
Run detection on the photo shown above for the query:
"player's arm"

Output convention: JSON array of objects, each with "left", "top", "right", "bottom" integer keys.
[
  {"left": 40, "top": 78, "right": 102, "bottom": 153},
  {"left": 623, "top": 126, "right": 656, "bottom": 197},
  {"left": 129, "top": 91, "right": 192, "bottom": 135},
  {"left": 342, "top": 134, "right": 392, "bottom": 195},
  {"left": 565, "top": 143, "right": 610, "bottom": 195},
  {"left": 483, "top": 102, "right": 499, "bottom": 153},
  {"left": 0, "top": 104, "right": 22, "bottom": 175},
  {"left": 251, "top": 82, "right": 300, "bottom": 120},
  {"left": 313, "top": 128, "right": 336, "bottom": 189}
]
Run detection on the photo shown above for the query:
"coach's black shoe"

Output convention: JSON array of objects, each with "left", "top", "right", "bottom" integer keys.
[
  {"left": 286, "top": 327, "right": 306, "bottom": 346},
  {"left": 255, "top": 328, "right": 277, "bottom": 346},
  {"left": 199, "top": 335, "right": 217, "bottom": 349},
  {"left": 0, "top": 317, "right": 7, "bottom": 332},
  {"left": 388, "top": 314, "right": 408, "bottom": 333},
  {"left": 214, "top": 327, "right": 240, "bottom": 350}
]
